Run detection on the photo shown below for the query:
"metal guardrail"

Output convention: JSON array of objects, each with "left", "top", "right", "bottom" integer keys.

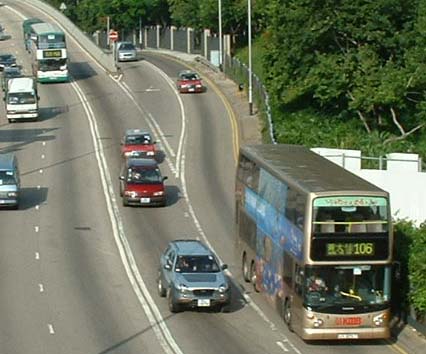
[{"left": 16, "top": 0, "right": 117, "bottom": 74}]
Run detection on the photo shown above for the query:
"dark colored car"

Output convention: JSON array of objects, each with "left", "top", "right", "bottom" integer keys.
[
  {"left": 157, "top": 239, "right": 231, "bottom": 313},
  {"left": 176, "top": 70, "right": 204, "bottom": 93},
  {"left": 119, "top": 158, "right": 167, "bottom": 207},
  {"left": 0, "top": 54, "right": 16, "bottom": 71},
  {"left": 1, "top": 66, "right": 22, "bottom": 91},
  {"left": 121, "top": 129, "right": 156, "bottom": 159}
]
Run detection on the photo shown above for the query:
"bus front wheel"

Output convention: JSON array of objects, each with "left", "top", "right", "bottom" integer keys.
[
  {"left": 283, "top": 300, "right": 293, "bottom": 332},
  {"left": 242, "top": 254, "right": 250, "bottom": 282}
]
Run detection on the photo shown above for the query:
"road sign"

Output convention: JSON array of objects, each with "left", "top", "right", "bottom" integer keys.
[
  {"left": 109, "top": 30, "right": 119, "bottom": 42},
  {"left": 59, "top": 2, "right": 67, "bottom": 11}
]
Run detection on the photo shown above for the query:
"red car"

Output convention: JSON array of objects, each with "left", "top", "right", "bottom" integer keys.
[
  {"left": 119, "top": 158, "right": 167, "bottom": 207},
  {"left": 121, "top": 129, "right": 156, "bottom": 159},
  {"left": 177, "top": 70, "right": 204, "bottom": 93}
]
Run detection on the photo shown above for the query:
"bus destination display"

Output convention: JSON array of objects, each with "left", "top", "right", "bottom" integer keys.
[
  {"left": 311, "top": 237, "right": 388, "bottom": 261},
  {"left": 43, "top": 49, "right": 62, "bottom": 58}
]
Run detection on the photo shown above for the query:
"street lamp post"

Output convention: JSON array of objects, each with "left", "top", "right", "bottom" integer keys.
[
  {"left": 218, "top": 0, "right": 223, "bottom": 69},
  {"left": 248, "top": 0, "right": 253, "bottom": 115}
]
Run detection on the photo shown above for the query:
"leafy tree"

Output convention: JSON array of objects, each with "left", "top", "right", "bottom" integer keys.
[{"left": 263, "top": 0, "right": 426, "bottom": 146}]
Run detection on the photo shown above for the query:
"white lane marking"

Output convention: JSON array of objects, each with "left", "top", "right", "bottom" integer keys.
[
  {"left": 35, "top": 252, "right": 40, "bottom": 260},
  {"left": 276, "top": 341, "right": 289, "bottom": 352},
  {"left": 70, "top": 80, "right": 184, "bottom": 354},
  {"left": 4, "top": 5, "right": 26, "bottom": 19},
  {"left": 146, "top": 87, "right": 160, "bottom": 92},
  {"left": 34, "top": 226, "right": 39, "bottom": 233},
  {"left": 39, "top": 169, "right": 43, "bottom": 174},
  {"left": 41, "top": 154, "right": 45, "bottom": 159},
  {"left": 37, "top": 185, "right": 41, "bottom": 190},
  {"left": 280, "top": 338, "right": 303, "bottom": 354},
  {"left": 42, "top": 142, "right": 46, "bottom": 146},
  {"left": 39, "top": 283, "right": 44, "bottom": 293},
  {"left": 35, "top": 205, "right": 40, "bottom": 210},
  {"left": 142, "top": 61, "right": 186, "bottom": 178},
  {"left": 48, "top": 324, "right": 55, "bottom": 335}
]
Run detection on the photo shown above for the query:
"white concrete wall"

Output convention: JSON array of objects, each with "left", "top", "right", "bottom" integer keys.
[{"left": 312, "top": 148, "right": 426, "bottom": 225}]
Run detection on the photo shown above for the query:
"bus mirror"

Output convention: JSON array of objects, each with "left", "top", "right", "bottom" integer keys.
[{"left": 221, "top": 264, "right": 228, "bottom": 270}]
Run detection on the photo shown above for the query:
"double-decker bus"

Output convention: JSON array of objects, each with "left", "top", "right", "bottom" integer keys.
[
  {"left": 236, "top": 144, "right": 393, "bottom": 340},
  {"left": 22, "top": 17, "right": 43, "bottom": 51},
  {"left": 29, "top": 22, "right": 69, "bottom": 83}
]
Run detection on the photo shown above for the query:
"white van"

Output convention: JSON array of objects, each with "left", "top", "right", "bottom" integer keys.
[{"left": 5, "top": 77, "right": 39, "bottom": 122}]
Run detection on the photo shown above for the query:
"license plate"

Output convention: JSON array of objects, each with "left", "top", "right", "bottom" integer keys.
[
  {"left": 0, "top": 200, "right": 5, "bottom": 204},
  {"left": 338, "top": 334, "right": 359, "bottom": 339},
  {"left": 189, "top": 88, "right": 195, "bottom": 92},
  {"left": 140, "top": 198, "right": 150, "bottom": 203},
  {"left": 197, "top": 299, "right": 210, "bottom": 307}
]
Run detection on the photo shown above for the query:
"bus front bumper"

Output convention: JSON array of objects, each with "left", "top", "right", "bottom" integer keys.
[{"left": 302, "top": 326, "right": 390, "bottom": 340}]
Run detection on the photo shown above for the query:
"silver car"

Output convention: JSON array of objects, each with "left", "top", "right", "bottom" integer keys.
[
  {"left": 116, "top": 42, "right": 137, "bottom": 62},
  {"left": 157, "top": 240, "right": 231, "bottom": 312}
]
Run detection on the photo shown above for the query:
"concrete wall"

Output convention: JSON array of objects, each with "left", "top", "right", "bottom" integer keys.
[
  {"left": 312, "top": 147, "right": 426, "bottom": 225},
  {"left": 16, "top": 0, "right": 116, "bottom": 73}
]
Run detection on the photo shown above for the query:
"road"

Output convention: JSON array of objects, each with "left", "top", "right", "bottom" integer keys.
[{"left": 0, "top": 1, "right": 424, "bottom": 354}]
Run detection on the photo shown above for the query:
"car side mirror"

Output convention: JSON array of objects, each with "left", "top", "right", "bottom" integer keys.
[
  {"left": 37, "top": 96, "right": 40, "bottom": 100},
  {"left": 221, "top": 264, "right": 228, "bottom": 270},
  {"left": 164, "top": 263, "right": 171, "bottom": 271},
  {"left": 163, "top": 176, "right": 168, "bottom": 181},
  {"left": 119, "top": 175, "right": 125, "bottom": 180}
]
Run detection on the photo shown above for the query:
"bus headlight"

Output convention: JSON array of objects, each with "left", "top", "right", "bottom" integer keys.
[
  {"left": 313, "top": 319, "right": 324, "bottom": 328},
  {"left": 146, "top": 151, "right": 154, "bottom": 156},
  {"left": 7, "top": 192, "right": 17, "bottom": 198},
  {"left": 373, "top": 313, "right": 387, "bottom": 326}
]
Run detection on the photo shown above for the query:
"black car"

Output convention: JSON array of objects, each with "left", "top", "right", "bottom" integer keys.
[
  {"left": 0, "top": 54, "right": 16, "bottom": 71},
  {"left": 1, "top": 66, "right": 22, "bottom": 91}
]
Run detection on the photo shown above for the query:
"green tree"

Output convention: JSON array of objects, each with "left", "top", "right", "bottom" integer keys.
[{"left": 263, "top": 0, "right": 426, "bottom": 146}]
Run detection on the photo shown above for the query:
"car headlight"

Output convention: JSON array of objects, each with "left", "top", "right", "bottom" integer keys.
[
  {"left": 218, "top": 284, "right": 229, "bottom": 293},
  {"left": 7, "top": 192, "right": 17, "bottom": 197},
  {"left": 124, "top": 191, "right": 137, "bottom": 198},
  {"left": 124, "top": 151, "right": 133, "bottom": 156},
  {"left": 177, "top": 284, "right": 188, "bottom": 293},
  {"left": 196, "top": 84, "right": 202, "bottom": 88},
  {"left": 153, "top": 191, "right": 164, "bottom": 196},
  {"left": 146, "top": 151, "right": 154, "bottom": 156}
]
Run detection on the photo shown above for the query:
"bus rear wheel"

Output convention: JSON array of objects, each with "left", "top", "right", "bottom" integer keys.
[
  {"left": 242, "top": 254, "right": 250, "bottom": 282},
  {"left": 283, "top": 300, "right": 293, "bottom": 332},
  {"left": 250, "top": 262, "right": 260, "bottom": 293}
]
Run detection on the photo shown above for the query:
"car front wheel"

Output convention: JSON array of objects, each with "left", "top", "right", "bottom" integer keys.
[
  {"left": 157, "top": 276, "right": 166, "bottom": 297},
  {"left": 167, "top": 288, "right": 181, "bottom": 313}
]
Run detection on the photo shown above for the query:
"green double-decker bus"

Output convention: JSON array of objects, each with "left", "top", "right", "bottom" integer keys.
[{"left": 29, "top": 22, "right": 69, "bottom": 83}]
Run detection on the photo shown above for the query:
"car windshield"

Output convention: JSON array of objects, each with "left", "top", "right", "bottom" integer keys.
[
  {"left": 0, "top": 171, "right": 16, "bottom": 185},
  {"left": 180, "top": 73, "right": 199, "bottom": 81},
  {"left": 175, "top": 255, "right": 220, "bottom": 273},
  {"left": 125, "top": 134, "right": 151, "bottom": 145},
  {"left": 127, "top": 167, "right": 162, "bottom": 184},
  {"left": 0, "top": 55, "right": 15, "bottom": 63},
  {"left": 120, "top": 43, "right": 135, "bottom": 50},
  {"left": 8, "top": 92, "right": 36, "bottom": 105},
  {"left": 303, "top": 265, "right": 391, "bottom": 308}
]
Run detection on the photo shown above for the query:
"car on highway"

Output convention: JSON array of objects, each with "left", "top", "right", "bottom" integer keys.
[
  {"left": 0, "top": 153, "right": 20, "bottom": 209},
  {"left": 121, "top": 129, "right": 156, "bottom": 159},
  {"left": 0, "top": 30, "right": 10, "bottom": 41},
  {"left": 0, "top": 54, "right": 16, "bottom": 71},
  {"left": 157, "top": 239, "right": 231, "bottom": 313},
  {"left": 119, "top": 158, "right": 167, "bottom": 207},
  {"left": 176, "top": 70, "right": 204, "bottom": 93},
  {"left": 116, "top": 41, "right": 138, "bottom": 62},
  {"left": 1, "top": 66, "right": 22, "bottom": 91}
]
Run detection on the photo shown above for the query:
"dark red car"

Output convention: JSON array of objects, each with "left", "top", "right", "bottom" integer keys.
[
  {"left": 176, "top": 70, "right": 204, "bottom": 93},
  {"left": 121, "top": 129, "right": 156, "bottom": 159},
  {"left": 119, "top": 158, "right": 167, "bottom": 207}
]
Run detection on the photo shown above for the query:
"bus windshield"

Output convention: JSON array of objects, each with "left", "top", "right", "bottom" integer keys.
[
  {"left": 39, "top": 59, "right": 67, "bottom": 71},
  {"left": 304, "top": 265, "right": 391, "bottom": 308}
]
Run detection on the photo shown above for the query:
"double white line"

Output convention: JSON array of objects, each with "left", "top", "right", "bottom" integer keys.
[{"left": 70, "top": 79, "right": 184, "bottom": 354}]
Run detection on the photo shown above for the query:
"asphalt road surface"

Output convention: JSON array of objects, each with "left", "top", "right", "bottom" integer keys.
[{"left": 0, "top": 1, "right": 424, "bottom": 354}]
